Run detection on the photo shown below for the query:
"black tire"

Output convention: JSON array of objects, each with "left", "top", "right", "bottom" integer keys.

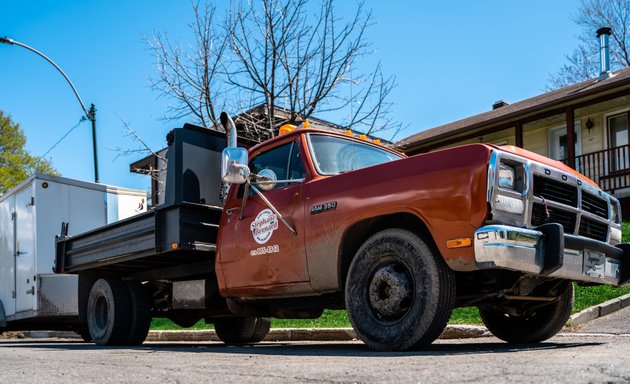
[
  {"left": 169, "top": 313, "right": 201, "bottom": 328},
  {"left": 345, "top": 228, "right": 456, "bottom": 351},
  {"left": 214, "top": 316, "right": 272, "bottom": 345},
  {"left": 479, "top": 282, "right": 574, "bottom": 344},
  {"left": 75, "top": 327, "right": 92, "bottom": 342},
  {"left": 123, "top": 281, "right": 152, "bottom": 346},
  {"left": 87, "top": 278, "right": 131, "bottom": 346}
]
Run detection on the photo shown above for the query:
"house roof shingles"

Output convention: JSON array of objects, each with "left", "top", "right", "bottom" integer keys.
[{"left": 396, "top": 67, "right": 630, "bottom": 152}]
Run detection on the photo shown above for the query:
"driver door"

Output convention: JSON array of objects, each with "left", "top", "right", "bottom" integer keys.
[{"left": 218, "top": 140, "right": 310, "bottom": 293}]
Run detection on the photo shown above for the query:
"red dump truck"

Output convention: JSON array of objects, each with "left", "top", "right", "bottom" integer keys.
[{"left": 55, "top": 112, "right": 629, "bottom": 351}]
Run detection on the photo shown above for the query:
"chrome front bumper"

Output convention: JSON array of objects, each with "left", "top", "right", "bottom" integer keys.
[{"left": 474, "top": 224, "right": 629, "bottom": 286}]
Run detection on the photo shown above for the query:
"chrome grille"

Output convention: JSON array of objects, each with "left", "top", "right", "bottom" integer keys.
[
  {"left": 531, "top": 203, "right": 576, "bottom": 233},
  {"left": 578, "top": 218, "right": 608, "bottom": 242},
  {"left": 582, "top": 191, "right": 608, "bottom": 219},
  {"left": 533, "top": 175, "right": 578, "bottom": 207},
  {"left": 531, "top": 174, "right": 611, "bottom": 242}
]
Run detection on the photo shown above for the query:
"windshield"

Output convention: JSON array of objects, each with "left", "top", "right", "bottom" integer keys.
[{"left": 308, "top": 134, "right": 403, "bottom": 175}]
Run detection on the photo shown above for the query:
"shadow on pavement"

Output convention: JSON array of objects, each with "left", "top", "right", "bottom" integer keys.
[{"left": 0, "top": 338, "right": 602, "bottom": 357}]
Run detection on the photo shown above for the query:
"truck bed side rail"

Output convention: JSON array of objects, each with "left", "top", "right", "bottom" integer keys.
[{"left": 55, "top": 202, "right": 222, "bottom": 278}]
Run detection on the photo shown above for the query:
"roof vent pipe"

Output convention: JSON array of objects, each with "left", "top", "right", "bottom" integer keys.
[{"left": 597, "top": 27, "right": 613, "bottom": 81}]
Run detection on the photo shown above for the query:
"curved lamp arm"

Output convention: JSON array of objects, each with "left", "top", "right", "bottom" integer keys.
[{"left": 0, "top": 36, "right": 91, "bottom": 120}]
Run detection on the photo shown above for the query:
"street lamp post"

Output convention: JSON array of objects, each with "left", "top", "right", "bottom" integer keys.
[{"left": 0, "top": 36, "right": 100, "bottom": 183}]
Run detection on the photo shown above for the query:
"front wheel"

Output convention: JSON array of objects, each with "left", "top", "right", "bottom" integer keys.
[
  {"left": 214, "top": 316, "right": 271, "bottom": 345},
  {"left": 479, "top": 281, "right": 574, "bottom": 344},
  {"left": 345, "top": 228, "right": 456, "bottom": 351}
]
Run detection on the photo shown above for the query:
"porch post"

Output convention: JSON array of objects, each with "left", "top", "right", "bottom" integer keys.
[
  {"left": 566, "top": 107, "right": 576, "bottom": 169},
  {"left": 515, "top": 123, "right": 523, "bottom": 148}
]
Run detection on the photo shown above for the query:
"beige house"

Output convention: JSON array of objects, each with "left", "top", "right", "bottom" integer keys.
[{"left": 397, "top": 62, "right": 630, "bottom": 213}]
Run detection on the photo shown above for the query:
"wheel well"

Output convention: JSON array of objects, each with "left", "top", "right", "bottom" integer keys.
[{"left": 338, "top": 213, "right": 435, "bottom": 289}]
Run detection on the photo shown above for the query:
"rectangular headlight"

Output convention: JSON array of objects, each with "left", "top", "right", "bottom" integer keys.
[{"left": 498, "top": 162, "right": 515, "bottom": 190}]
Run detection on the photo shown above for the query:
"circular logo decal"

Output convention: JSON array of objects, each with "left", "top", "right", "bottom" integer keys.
[{"left": 250, "top": 209, "right": 279, "bottom": 244}]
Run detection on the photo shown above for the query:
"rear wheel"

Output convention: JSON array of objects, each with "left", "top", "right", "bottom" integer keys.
[
  {"left": 124, "top": 281, "right": 152, "bottom": 346},
  {"left": 479, "top": 281, "right": 574, "bottom": 344},
  {"left": 345, "top": 228, "right": 456, "bottom": 351},
  {"left": 87, "top": 278, "right": 131, "bottom": 346},
  {"left": 75, "top": 327, "right": 92, "bottom": 342},
  {"left": 214, "top": 316, "right": 272, "bottom": 345}
]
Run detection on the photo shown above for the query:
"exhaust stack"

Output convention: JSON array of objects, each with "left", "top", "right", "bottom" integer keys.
[
  {"left": 220, "top": 112, "right": 238, "bottom": 148},
  {"left": 597, "top": 27, "right": 613, "bottom": 81}
]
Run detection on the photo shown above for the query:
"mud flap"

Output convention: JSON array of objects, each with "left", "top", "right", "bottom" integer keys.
[
  {"left": 616, "top": 243, "right": 630, "bottom": 286},
  {"left": 0, "top": 300, "right": 6, "bottom": 327},
  {"left": 537, "top": 223, "right": 564, "bottom": 276}
]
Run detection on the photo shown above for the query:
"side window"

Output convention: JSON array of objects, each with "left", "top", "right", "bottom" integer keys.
[
  {"left": 289, "top": 142, "right": 305, "bottom": 180},
  {"left": 249, "top": 141, "right": 305, "bottom": 191}
]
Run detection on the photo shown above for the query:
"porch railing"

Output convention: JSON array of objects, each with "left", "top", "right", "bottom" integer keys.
[{"left": 564, "top": 144, "right": 630, "bottom": 194}]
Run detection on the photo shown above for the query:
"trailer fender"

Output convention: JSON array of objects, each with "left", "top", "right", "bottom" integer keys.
[{"left": 0, "top": 300, "right": 6, "bottom": 327}]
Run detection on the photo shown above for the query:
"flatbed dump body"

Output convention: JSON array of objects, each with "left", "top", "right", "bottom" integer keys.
[
  {"left": 55, "top": 124, "right": 229, "bottom": 282},
  {"left": 55, "top": 202, "right": 222, "bottom": 280}
]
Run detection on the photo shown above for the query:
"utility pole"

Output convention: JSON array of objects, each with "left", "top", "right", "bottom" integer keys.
[{"left": 89, "top": 104, "right": 99, "bottom": 183}]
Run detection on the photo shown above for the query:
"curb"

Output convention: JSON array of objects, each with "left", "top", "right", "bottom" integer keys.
[
  {"left": 11, "top": 324, "right": 490, "bottom": 342},
  {"left": 146, "top": 324, "right": 491, "bottom": 342},
  {"left": 568, "top": 292, "right": 630, "bottom": 326}
]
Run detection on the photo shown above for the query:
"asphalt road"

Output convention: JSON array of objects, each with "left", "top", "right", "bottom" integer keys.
[
  {"left": 2, "top": 305, "right": 629, "bottom": 383},
  {"left": 1, "top": 334, "right": 629, "bottom": 383}
]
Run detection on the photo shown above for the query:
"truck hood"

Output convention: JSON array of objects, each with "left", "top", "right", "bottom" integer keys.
[{"left": 498, "top": 145, "right": 599, "bottom": 189}]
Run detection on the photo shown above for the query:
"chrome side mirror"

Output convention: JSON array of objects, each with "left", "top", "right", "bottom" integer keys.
[
  {"left": 221, "top": 147, "right": 250, "bottom": 184},
  {"left": 256, "top": 169, "right": 277, "bottom": 191}
]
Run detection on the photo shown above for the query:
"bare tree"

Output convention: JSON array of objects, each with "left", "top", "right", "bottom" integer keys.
[
  {"left": 147, "top": 2, "right": 227, "bottom": 128},
  {"left": 148, "top": 0, "right": 398, "bottom": 142},
  {"left": 548, "top": 0, "right": 630, "bottom": 89}
]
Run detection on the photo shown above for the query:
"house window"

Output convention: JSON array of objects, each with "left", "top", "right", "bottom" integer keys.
[
  {"left": 548, "top": 123, "right": 581, "bottom": 162},
  {"left": 609, "top": 113, "right": 628, "bottom": 148},
  {"left": 608, "top": 112, "right": 629, "bottom": 172}
]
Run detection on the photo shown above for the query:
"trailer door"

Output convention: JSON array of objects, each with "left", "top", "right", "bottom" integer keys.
[
  {"left": 15, "top": 187, "right": 35, "bottom": 313},
  {"left": 0, "top": 199, "right": 16, "bottom": 317}
]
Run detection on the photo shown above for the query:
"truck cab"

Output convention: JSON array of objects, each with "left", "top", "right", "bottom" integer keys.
[{"left": 217, "top": 126, "right": 403, "bottom": 298}]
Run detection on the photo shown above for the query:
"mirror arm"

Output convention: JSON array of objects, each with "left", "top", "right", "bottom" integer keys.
[
  {"left": 252, "top": 178, "right": 305, "bottom": 186},
  {"left": 239, "top": 183, "right": 250, "bottom": 221},
  {"left": 248, "top": 183, "right": 298, "bottom": 236}
]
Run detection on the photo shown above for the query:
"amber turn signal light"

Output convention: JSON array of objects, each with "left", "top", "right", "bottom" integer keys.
[{"left": 446, "top": 238, "right": 472, "bottom": 248}]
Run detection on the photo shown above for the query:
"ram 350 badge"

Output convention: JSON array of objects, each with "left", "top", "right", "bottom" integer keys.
[{"left": 311, "top": 201, "right": 337, "bottom": 215}]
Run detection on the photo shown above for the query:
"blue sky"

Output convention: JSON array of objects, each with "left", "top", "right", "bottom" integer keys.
[{"left": 1, "top": 1, "right": 585, "bottom": 191}]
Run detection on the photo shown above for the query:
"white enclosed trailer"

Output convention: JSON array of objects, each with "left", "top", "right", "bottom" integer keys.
[{"left": 0, "top": 174, "right": 146, "bottom": 333}]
